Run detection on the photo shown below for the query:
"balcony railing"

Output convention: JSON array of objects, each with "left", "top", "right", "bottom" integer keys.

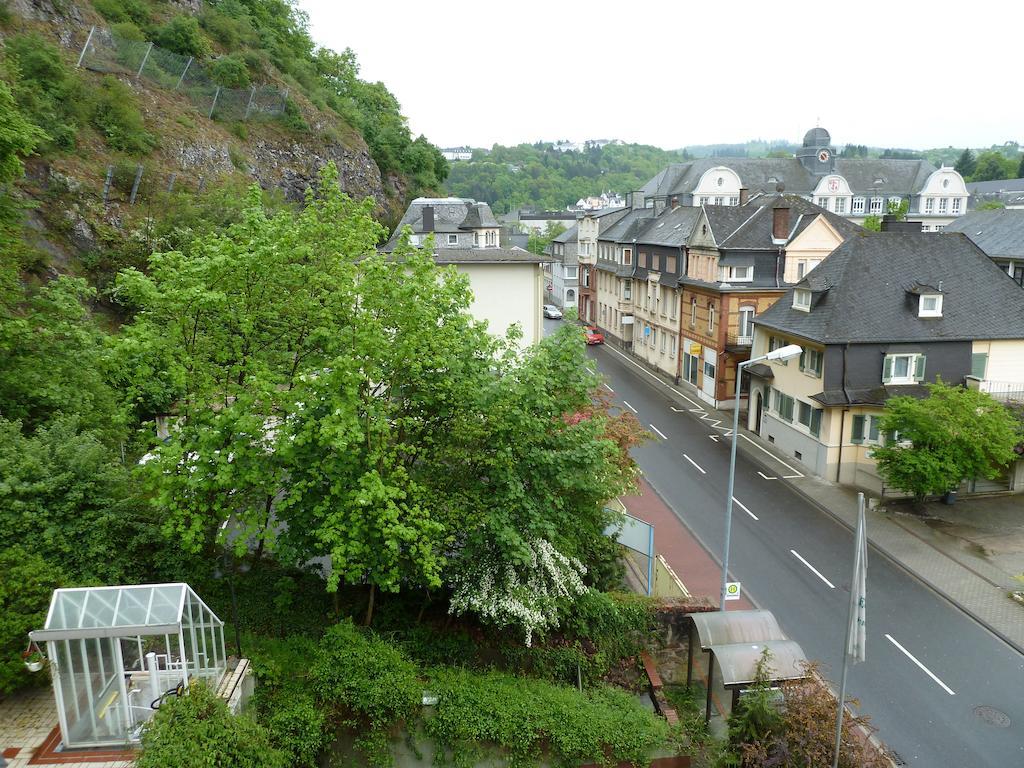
[
  {"left": 967, "top": 377, "right": 1024, "bottom": 403},
  {"left": 726, "top": 332, "right": 753, "bottom": 346}
]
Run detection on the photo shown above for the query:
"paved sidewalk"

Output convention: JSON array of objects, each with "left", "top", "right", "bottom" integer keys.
[
  {"left": 616, "top": 356, "right": 1024, "bottom": 654},
  {"left": 622, "top": 478, "right": 753, "bottom": 610}
]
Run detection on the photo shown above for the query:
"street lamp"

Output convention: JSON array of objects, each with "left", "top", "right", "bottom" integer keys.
[{"left": 719, "top": 343, "right": 802, "bottom": 609}]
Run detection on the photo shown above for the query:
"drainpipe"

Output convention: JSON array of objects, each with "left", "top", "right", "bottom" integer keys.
[{"left": 836, "top": 343, "right": 853, "bottom": 483}]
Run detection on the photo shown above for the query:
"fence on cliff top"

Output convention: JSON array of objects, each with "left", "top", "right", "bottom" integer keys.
[{"left": 77, "top": 25, "right": 288, "bottom": 122}]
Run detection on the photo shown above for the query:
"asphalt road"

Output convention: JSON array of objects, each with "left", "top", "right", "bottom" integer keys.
[{"left": 545, "top": 318, "right": 1024, "bottom": 767}]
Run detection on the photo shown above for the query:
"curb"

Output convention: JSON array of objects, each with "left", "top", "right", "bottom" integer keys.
[{"left": 598, "top": 345, "right": 1024, "bottom": 657}]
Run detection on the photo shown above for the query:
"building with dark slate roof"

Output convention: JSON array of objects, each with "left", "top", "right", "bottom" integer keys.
[
  {"left": 543, "top": 223, "right": 580, "bottom": 310},
  {"left": 745, "top": 230, "right": 1024, "bottom": 493},
  {"left": 635, "top": 126, "right": 969, "bottom": 232},
  {"left": 383, "top": 197, "right": 547, "bottom": 348},
  {"left": 942, "top": 208, "right": 1024, "bottom": 286}
]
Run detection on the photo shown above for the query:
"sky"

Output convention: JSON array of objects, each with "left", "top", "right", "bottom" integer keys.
[{"left": 298, "top": 0, "right": 1024, "bottom": 152}]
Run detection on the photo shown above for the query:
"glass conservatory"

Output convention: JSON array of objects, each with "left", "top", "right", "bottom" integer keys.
[{"left": 29, "top": 583, "right": 227, "bottom": 749}]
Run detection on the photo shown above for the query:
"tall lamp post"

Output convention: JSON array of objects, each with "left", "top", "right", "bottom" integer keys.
[{"left": 720, "top": 343, "right": 802, "bottom": 609}]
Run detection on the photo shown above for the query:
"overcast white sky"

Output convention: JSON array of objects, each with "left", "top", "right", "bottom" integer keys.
[{"left": 298, "top": 0, "right": 1023, "bottom": 151}]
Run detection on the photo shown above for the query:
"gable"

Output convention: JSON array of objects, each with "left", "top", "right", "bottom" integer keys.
[{"left": 787, "top": 215, "right": 845, "bottom": 254}]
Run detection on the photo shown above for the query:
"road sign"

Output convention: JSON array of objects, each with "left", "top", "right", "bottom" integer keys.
[{"left": 725, "top": 582, "right": 742, "bottom": 601}]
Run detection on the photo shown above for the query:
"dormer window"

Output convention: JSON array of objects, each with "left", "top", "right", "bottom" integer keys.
[
  {"left": 447, "top": 234, "right": 458, "bottom": 245},
  {"left": 793, "top": 289, "right": 811, "bottom": 312},
  {"left": 919, "top": 294, "right": 942, "bottom": 317}
]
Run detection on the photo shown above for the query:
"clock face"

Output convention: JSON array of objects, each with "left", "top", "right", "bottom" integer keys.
[
  {"left": 827, "top": 177, "right": 840, "bottom": 192},
  {"left": 818, "top": 149, "right": 830, "bottom": 163}
]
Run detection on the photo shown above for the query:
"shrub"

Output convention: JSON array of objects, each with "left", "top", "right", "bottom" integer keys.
[
  {"left": 87, "top": 76, "right": 156, "bottom": 154},
  {"left": 0, "top": 548, "right": 65, "bottom": 695},
  {"left": 210, "top": 53, "right": 250, "bottom": 89},
  {"left": 153, "top": 15, "right": 208, "bottom": 58},
  {"left": 425, "top": 667, "right": 670, "bottom": 767},
  {"left": 280, "top": 98, "right": 308, "bottom": 132},
  {"left": 311, "top": 621, "right": 422, "bottom": 730},
  {"left": 92, "top": 0, "right": 149, "bottom": 25},
  {"left": 137, "top": 682, "right": 287, "bottom": 768},
  {"left": 5, "top": 33, "right": 83, "bottom": 150},
  {"left": 110, "top": 20, "right": 146, "bottom": 42}
]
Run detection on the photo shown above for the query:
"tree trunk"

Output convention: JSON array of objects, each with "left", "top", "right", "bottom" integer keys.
[
  {"left": 416, "top": 594, "right": 431, "bottom": 625},
  {"left": 364, "top": 583, "right": 376, "bottom": 626},
  {"left": 252, "top": 494, "right": 275, "bottom": 562}
]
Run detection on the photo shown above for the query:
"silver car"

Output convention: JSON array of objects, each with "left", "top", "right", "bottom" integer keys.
[{"left": 543, "top": 304, "right": 563, "bottom": 319}]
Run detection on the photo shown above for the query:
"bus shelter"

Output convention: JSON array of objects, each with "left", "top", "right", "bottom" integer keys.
[
  {"left": 30, "top": 583, "right": 227, "bottom": 749},
  {"left": 686, "top": 609, "right": 807, "bottom": 723}
]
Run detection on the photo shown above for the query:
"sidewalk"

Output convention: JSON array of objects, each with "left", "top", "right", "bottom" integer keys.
[
  {"left": 622, "top": 478, "right": 753, "bottom": 610},
  {"left": 617, "top": 358, "right": 1024, "bottom": 654}
]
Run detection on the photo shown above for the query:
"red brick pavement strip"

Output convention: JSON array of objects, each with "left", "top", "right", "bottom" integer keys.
[{"left": 621, "top": 477, "right": 755, "bottom": 610}]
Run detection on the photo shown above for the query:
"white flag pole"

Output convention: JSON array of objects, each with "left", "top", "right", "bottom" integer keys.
[{"left": 832, "top": 492, "right": 867, "bottom": 768}]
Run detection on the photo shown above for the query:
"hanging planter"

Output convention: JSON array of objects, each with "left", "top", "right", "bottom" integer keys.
[{"left": 23, "top": 640, "right": 47, "bottom": 672}]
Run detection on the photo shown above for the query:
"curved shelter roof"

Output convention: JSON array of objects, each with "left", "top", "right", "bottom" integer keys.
[
  {"left": 711, "top": 640, "right": 808, "bottom": 687},
  {"left": 31, "top": 583, "right": 223, "bottom": 641},
  {"left": 691, "top": 609, "right": 787, "bottom": 649}
]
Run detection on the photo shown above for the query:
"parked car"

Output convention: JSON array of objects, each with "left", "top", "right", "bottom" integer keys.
[
  {"left": 543, "top": 304, "right": 563, "bottom": 319},
  {"left": 584, "top": 326, "right": 605, "bottom": 345}
]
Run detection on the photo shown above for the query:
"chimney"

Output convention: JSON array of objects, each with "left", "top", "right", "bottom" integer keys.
[
  {"left": 772, "top": 204, "right": 790, "bottom": 240},
  {"left": 671, "top": 196, "right": 679, "bottom": 210},
  {"left": 880, "top": 215, "right": 922, "bottom": 233},
  {"left": 739, "top": 187, "right": 749, "bottom": 206},
  {"left": 421, "top": 205, "right": 434, "bottom": 232}
]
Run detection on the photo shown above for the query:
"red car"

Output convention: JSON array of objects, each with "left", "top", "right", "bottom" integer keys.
[{"left": 584, "top": 326, "right": 605, "bottom": 345}]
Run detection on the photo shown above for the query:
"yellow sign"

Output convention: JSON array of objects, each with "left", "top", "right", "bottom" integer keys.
[{"left": 690, "top": 344, "right": 703, "bottom": 356}]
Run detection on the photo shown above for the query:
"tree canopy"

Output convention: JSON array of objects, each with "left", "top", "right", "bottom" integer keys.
[{"left": 874, "top": 382, "right": 1023, "bottom": 501}]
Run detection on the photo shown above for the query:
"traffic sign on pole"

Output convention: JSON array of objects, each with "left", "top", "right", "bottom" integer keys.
[{"left": 724, "top": 582, "right": 741, "bottom": 601}]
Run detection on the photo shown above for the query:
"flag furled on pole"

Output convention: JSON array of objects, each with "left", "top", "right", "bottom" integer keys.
[{"left": 847, "top": 497, "right": 868, "bottom": 662}]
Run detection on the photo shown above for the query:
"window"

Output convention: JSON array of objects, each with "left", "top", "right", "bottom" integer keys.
[
  {"left": 852, "top": 197, "right": 866, "bottom": 214},
  {"left": 738, "top": 306, "right": 755, "bottom": 341},
  {"left": 669, "top": 335, "right": 676, "bottom": 358},
  {"left": 883, "top": 353, "right": 926, "bottom": 385},
  {"left": 869, "top": 197, "right": 883, "bottom": 214},
  {"left": 938, "top": 198, "right": 948, "bottom": 214},
  {"left": 799, "top": 348, "right": 823, "bottom": 377},
  {"left": 639, "top": 252, "right": 648, "bottom": 268},
  {"left": 719, "top": 265, "right": 752, "bottom": 282},
  {"left": 660, "top": 330, "right": 666, "bottom": 353},
  {"left": 774, "top": 391, "right": 795, "bottom": 422},
  {"left": 714, "top": 196, "right": 724, "bottom": 205},
  {"left": 473, "top": 232, "right": 479, "bottom": 246},
  {"left": 769, "top": 335, "right": 791, "bottom": 365},
  {"left": 708, "top": 302, "right": 715, "bottom": 332},
  {"left": 729, "top": 196, "right": 739, "bottom": 205},
  {"left": 704, "top": 359, "right": 716, "bottom": 381},
  {"left": 889, "top": 197, "right": 902, "bottom": 209},
  {"left": 651, "top": 327, "right": 657, "bottom": 348},
  {"left": 583, "top": 269, "right": 590, "bottom": 287},
  {"left": 691, "top": 297, "right": 698, "bottom": 327},
  {"left": 667, "top": 256, "right": 677, "bottom": 273},
  {"left": 796, "top": 402, "right": 823, "bottom": 437},
  {"left": 817, "top": 197, "right": 829, "bottom": 209},
  {"left": 623, "top": 280, "right": 632, "bottom": 300},
  {"left": 918, "top": 294, "right": 942, "bottom": 317},
  {"left": 793, "top": 288, "right": 811, "bottom": 311},
  {"left": 623, "top": 248, "right": 632, "bottom": 265},
  {"left": 851, "top": 415, "right": 881, "bottom": 445},
  {"left": 670, "top": 291, "right": 677, "bottom": 319},
  {"left": 700, "top": 196, "right": 709, "bottom": 205},
  {"left": 447, "top": 234, "right": 458, "bottom": 245},
  {"left": 952, "top": 197, "right": 962, "bottom": 214},
  {"left": 565, "top": 266, "right": 578, "bottom": 280},
  {"left": 835, "top": 197, "right": 847, "bottom": 214},
  {"left": 971, "top": 352, "right": 988, "bottom": 379},
  {"left": 924, "top": 197, "right": 934, "bottom": 214}
]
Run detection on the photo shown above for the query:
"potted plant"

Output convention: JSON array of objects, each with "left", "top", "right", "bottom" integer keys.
[{"left": 23, "top": 643, "right": 46, "bottom": 672}]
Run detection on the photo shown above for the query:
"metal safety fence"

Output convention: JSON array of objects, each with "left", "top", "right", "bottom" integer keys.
[{"left": 77, "top": 25, "right": 287, "bottom": 121}]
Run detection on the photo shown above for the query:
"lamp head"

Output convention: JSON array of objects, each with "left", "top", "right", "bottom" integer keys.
[{"left": 766, "top": 343, "right": 802, "bottom": 362}]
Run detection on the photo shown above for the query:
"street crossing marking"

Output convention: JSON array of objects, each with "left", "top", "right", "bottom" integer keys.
[
  {"left": 733, "top": 497, "right": 758, "bottom": 521},
  {"left": 790, "top": 550, "right": 836, "bottom": 589},
  {"left": 682, "top": 454, "right": 706, "bottom": 474},
  {"left": 649, "top": 424, "right": 668, "bottom": 440},
  {"left": 622, "top": 400, "right": 638, "bottom": 414},
  {"left": 885, "top": 634, "right": 956, "bottom": 696}
]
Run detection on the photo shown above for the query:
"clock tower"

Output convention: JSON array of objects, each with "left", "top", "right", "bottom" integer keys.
[{"left": 797, "top": 126, "right": 836, "bottom": 176}]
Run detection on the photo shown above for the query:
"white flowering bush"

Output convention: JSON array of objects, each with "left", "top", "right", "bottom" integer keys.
[{"left": 449, "top": 538, "right": 588, "bottom": 646}]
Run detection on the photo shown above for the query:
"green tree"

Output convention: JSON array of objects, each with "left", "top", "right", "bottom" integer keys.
[
  {"left": 954, "top": 148, "right": 977, "bottom": 178},
  {"left": 970, "top": 151, "right": 1016, "bottom": 182},
  {"left": 977, "top": 200, "right": 1006, "bottom": 210},
  {"left": 1018, "top": 153, "right": 1024, "bottom": 179},
  {"left": 153, "top": 15, "right": 209, "bottom": 58},
  {"left": 863, "top": 198, "right": 909, "bottom": 232},
  {"left": 527, "top": 221, "right": 568, "bottom": 256},
  {"left": 137, "top": 682, "right": 287, "bottom": 768},
  {"left": 0, "top": 547, "right": 65, "bottom": 695},
  {"left": 873, "top": 382, "right": 1023, "bottom": 502}
]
